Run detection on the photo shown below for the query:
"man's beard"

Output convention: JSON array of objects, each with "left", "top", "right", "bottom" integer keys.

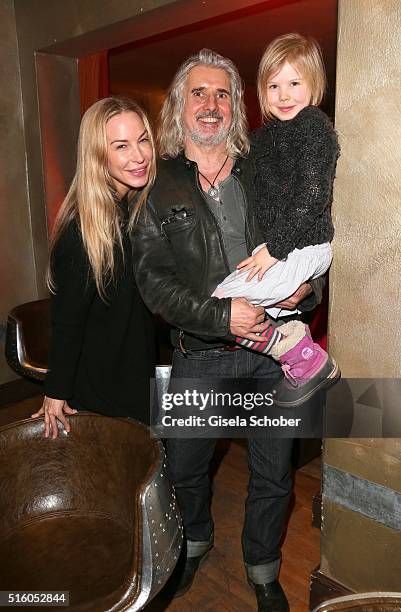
[{"left": 188, "top": 111, "right": 230, "bottom": 146}]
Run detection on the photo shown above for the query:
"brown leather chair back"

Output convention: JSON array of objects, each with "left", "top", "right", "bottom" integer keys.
[
  {"left": 5, "top": 301, "right": 173, "bottom": 383},
  {"left": 5, "top": 299, "right": 50, "bottom": 380},
  {"left": 0, "top": 414, "right": 182, "bottom": 611}
]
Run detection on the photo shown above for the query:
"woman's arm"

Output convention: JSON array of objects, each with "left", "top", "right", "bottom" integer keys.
[{"left": 33, "top": 221, "right": 96, "bottom": 437}]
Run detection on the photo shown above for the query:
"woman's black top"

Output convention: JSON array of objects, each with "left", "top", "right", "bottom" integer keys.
[{"left": 44, "top": 201, "right": 155, "bottom": 424}]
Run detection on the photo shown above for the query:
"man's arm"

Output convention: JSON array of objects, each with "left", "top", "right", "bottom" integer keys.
[
  {"left": 133, "top": 203, "right": 267, "bottom": 340},
  {"left": 230, "top": 298, "right": 268, "bottom": 341},
  {"left": 275, "top": 277, "right": 325, "bottom": 312}
]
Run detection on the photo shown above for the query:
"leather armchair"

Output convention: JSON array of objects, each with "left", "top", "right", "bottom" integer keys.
[{"left": 3, "top": 299, "right": 182, "bottom": 610}]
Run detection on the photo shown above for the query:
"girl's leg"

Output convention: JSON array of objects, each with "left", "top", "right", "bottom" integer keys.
[
  {"left": 239, "top": 318, "right": 340, "bottom": 407},
  {"left": 212, "top": 243, "right": 340, "bottom": 405},
  {"left": 239, "top": 322, "right": 284, "bottom": 355},
  {"left": 269, "top": 319, "right": 340, "bottom": 407},
  {"left": 213, "top": 243, "right": 332, "bottom": 354},
  {"left": 213, "top": 243, "right": 332, "bottom": 309}
]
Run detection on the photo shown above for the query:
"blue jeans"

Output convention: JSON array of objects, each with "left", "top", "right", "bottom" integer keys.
[{"left": 165, "top": 347, "right": 293, "bottom": 584}]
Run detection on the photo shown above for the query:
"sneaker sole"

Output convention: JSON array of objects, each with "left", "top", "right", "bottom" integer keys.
[
  {"left": 173, "top": 549, "right": 211, "bottom": 598},
  {"left": 273, "top": 358, "right": 341, "bottom": 408}
]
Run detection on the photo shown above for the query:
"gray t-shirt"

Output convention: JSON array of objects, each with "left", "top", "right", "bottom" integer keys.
[{"left": 204, "top": 174, "right": 248, "bottom": 273}]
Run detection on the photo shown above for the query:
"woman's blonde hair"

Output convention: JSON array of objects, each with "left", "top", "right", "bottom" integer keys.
[
  {"left": 48, "top": 96, "right": 156, "bottom": 298},
  {"left": 158, "top": 48, "right": 249, "bottom": 158},
  {"left": 257, "top": 33, "right": 326, "bottom": 121}
]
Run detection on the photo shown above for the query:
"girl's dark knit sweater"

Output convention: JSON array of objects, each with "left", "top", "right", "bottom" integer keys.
[
  {"left": 251, "top": 106, "right": 340, "bottom": 261},
  {"left": 44, "top": 201, "right": 155, "bottom": 424}
]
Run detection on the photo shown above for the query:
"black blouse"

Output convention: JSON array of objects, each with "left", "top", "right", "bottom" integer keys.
[{"left": 44, "top": 206, "right": 155, "bottom": 424}]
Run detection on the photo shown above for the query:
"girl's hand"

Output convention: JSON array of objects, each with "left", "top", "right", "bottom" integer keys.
[
  {"left": 237, "top": 245, "right": 278, "bottom": 281},
  {"left": 31, "top": 396, "right": 77, "bottom": 439}
]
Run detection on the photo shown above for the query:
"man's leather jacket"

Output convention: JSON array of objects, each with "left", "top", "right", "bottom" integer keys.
[{"left": 133, "top": 154, "right": 324, "bottom": 351}]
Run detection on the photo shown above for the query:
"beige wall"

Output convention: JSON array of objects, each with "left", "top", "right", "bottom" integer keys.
[
  {"left": 329, "top": 0, "right": 401, "bottom": 378},
  {"left": 321, "top": 499, "right": 401, "bottom": 591},
  {"left": 321, "top": 0, "right": 401, "bottom": 591}
]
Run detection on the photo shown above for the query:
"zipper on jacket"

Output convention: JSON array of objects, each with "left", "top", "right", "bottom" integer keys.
[
  {"left": 179, "top": 329, "right": 187, "bottom": 354},
  {"left": 160, "top": 217, "right": 172, "bottom": 238}
]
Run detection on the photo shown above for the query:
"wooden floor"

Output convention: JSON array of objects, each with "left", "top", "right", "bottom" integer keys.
[
  {"left": 149, "top": 441, "right": 321, "bottom": 612},
  {"left": 0, "top": 395, "right": 321, "bottom": 611}
]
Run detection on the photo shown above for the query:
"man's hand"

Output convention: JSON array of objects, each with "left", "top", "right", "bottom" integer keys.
[
  {"left": 275, "top": 282, "right": 312, "bottom": 310},
  {"left": 237, "top": 245, "right": 278, "bottom": 281},
  {"left": 31, "top": 396, "right": 77, "bottom": 439},
  {"left": 230, "top": 298, "right": 269, "bottom": 341}
]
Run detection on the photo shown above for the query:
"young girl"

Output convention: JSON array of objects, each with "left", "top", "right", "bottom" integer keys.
[
  {"left": 32, "top": 97, "right": 156, "bottom": 437},
  {"left": 213, "top": 33, "right": 340, "bottom": 407}
]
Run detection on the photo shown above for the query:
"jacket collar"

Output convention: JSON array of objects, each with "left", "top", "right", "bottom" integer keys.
[{"left": 178, "top": 150, "right": 246, "bottom": 177}]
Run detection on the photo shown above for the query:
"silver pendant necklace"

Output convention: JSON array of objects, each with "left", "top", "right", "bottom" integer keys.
[{"left": 198, "top": 155, "right": 229, "bottom": 201}]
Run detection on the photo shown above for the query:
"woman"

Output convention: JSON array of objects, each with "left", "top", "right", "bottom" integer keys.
[{"left": 32, "top": 97, "right": 156, "bottom": 437}]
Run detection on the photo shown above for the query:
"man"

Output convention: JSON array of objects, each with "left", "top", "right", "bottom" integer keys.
[{"left": 133, "top": 49, "right": 323, "bottom": 611}]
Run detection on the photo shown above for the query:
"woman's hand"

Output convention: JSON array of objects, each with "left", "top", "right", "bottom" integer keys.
[
  {"left": 31, "top": 396, "right": 77, "bottom": 439},
  {"left": 237, "top": 245, "right": 278, "bottom": 281}
]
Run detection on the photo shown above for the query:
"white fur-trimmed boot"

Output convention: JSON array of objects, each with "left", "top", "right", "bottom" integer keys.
[{"left": 271, "top": 321, "right": 340, "bottom": 407}]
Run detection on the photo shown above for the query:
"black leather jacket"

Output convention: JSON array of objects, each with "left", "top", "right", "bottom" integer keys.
[{"left": 133, "top": 154, "right": 323, "bottom": 351}]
